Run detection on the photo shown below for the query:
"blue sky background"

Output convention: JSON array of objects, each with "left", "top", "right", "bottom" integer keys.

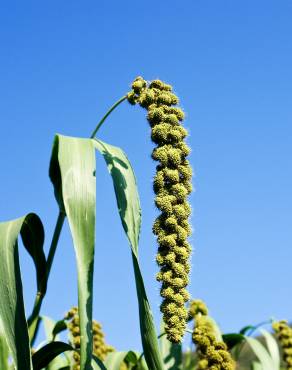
[{"left": 0, "top": 1, "right": 292, "bottom": 352}]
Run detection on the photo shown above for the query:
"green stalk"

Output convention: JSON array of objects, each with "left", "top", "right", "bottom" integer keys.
[
  {"left": 28, "top": 211, "right": 65, "bottom": 342},
  {"left": 27, "top": 95, "right": 127, "bottom": 344},
  {"left": 90, "top": 95, "right": 127, "bottom": 138}
]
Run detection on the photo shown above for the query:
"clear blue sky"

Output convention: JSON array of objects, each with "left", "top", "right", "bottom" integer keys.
[{"left": 1, "top": 1, "right": 292, "bottom": 352}]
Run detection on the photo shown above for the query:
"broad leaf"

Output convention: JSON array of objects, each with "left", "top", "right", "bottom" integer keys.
[
  {"left": 0, "top": 213, "right": 46, "bottom": 370},
  {"left": 94, "top": 139, "right": 164, "bottom": 370},
  {"left": 50, "top": 134, "right": 96, "bottom": 369},
  {"left": 251, "top": 361, "right": 263, "bottom": 370},
  {"left": 42, "top": 316, "right": 58, "bottom": 342},
  {"left": 41, "top": 316, "right": 70, "bottom": 370},
  {"left": 0, "top": 324, "right": 9, "bottom": 370},
  {"left": 92, "top": 355, "right": 108, "bottom": 370},
  {"left": 104, "top": 352, "right": 130, "bottom": 370},
  {"left": 52, "top": 320, "right": 68, "bottom": 340},
  {"left": 240, "top": 325, "right": 255, "bottom": 335},
  {"left": 32, "top": 341, "right": 72, "bottom": 369},
  {"left": 222, "top": 333, "right": 245, "bottom": 350},
  {"left": 245, "top": 337, "right": 275, "bottom": 370},
  {"left": 260, "top": 329, "right": 280, "bottom": 369}
]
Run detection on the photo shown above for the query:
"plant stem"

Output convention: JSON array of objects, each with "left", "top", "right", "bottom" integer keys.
[
  {"left": 90, "top": 95, "right": 127, "bottom": 138},
  {"left": 45, "top": 211, "right": 66, "bottom": 280},
  {"left": 28, "top": 212, "right": 65, "bottom": 341},
  {"left": 28, "top": 95, "right": 128, "bottom": 343}
]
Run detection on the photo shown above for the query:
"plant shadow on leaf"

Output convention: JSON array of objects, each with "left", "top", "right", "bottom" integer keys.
[{"left": 98, "top": 143, "right": 130, "bottom": 234}]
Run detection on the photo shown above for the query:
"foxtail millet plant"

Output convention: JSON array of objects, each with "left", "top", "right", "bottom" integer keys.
[
  {"left": 65, "top": 307, "right": 115, "bottom": 369},
  {"left": 188, "top": 300, "right": 235, "bottom": 370},
  {"left": 273, "top": 320, "right": 292, "bottom": 370},
  {"left": 127, "top": 77, "right": 193, "bottom": 343},
  {"left": 2, "top": 75, "right": 283, "bottom": 370}
]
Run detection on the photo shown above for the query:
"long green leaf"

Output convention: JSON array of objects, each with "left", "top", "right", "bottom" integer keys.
[
  {"left": 0, "top": 213, "right": 46, "bottom": 370},
  {"left": 251, "top": 361, "right": 263, "bottom": 370},
  {"left": 260, "top": 329, "right": 280, "bottom": 369},
  {"left": 104, "top": 351, "right": 143, "bottom": 370},
  {"left": 0, "top": 324, "right": 9, "bottom": 370},
  {"left": 104, "top": 352, "right": 130, "bottom": 370},
  {"left": 245, "top": 337, "right": 275, "bottom": 370},
  {"left": 50, "top": 134, "right": 96, "bottom": 370},
  {"left": 94, "top": 139, "right": 164, "bottom": 370},
  {"left": 32, "top": 341, "right": 72, "bottom": 370},
  {"left": 41, "top": 316, "right": 70, "bottom": 370}
]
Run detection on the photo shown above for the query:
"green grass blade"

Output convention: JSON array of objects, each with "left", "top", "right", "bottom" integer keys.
[
  {"left": 42, "top": 316, "right": 59, "bottom": 342},
  {"left": 251, "top": 361, "right": 263, "bottom": 370},
  {"left": 50, "top": 134, "right": 96, "bottom": 370},
  {"left": 260, "top": 329, "right": 280, "bottom": 369},
  {"left": 32, "top": 341, "right": 72, "bottom": 369},
  {"left": 94, "top": 139, "right": 164, "bottom": 370},
  {"left": 0, "top": 324, "right": 9, "bottom": 370},
  {"left": 0, "top": 213, "right": 46, "bottom": 370},
  {"left": 245, "top": 337, "right": 275, "bottom": 370},
  {"left": 92, "top": 355, "right": 108, "bottom": 370},
  {"left": 41, "top": 316, "right": 70, "bottom": 370},
  {"left": 104, "top": 352, "right": 130, "bottom": 370}
]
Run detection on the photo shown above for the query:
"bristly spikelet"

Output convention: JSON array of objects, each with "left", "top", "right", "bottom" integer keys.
[
  {"left": 65, "top": 307, "right": 115, "bottom": 369},
  {"left": 127, "top": 77, "right": 192, "bottom": 343},
  {"left": 273, "top": 320, "right": 292, "bottom": 369},
  {"left": 189, "top": 300, "right": 235, "bottom": 370}
]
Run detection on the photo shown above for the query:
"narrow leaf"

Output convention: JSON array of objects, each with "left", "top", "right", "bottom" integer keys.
[
  {"left": 104, "top": 352, "right": 129, "bottom": 370},
  {"left": 92, "top": 355, "right": 108, "bottom": 370},
  {"left": 0, "top": 213, "right": 46, "bottom": 370},
  {"left": 245, "top": 337, "right": 274, "bottom": 370},
  {"left": 42, "top": 316, "right": 59, "bottom": 342},
  {"left": 50, "top": 134, "right": 96, "bottom": 370},
  {"left": 260, "top": 329, "right": 280, "bottom": 369},
  {"left": 32, "top": 341, "right": 72, "bottom": 369},
  {"left": 94, "top": 139, "right": 164, "bottom": 370},
  {"left": 0, "top": 324, "right": 9, "bottom": 370},
  {"left": 222, "top": 333, "right": 245, "bottom": 350},
  {"left": 251, "top": 361, "right": 263, "bottom": 370},
  {"left": 52, "top": 320, "right": 68, "bottom": 340}
]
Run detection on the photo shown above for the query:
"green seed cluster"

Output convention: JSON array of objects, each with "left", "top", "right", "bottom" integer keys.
[
  {"left": 127, "top": 77, "right": 193, "bottom": 343},
  {"left": 188, "top": 299, "right": 209, "bottom": 321},
  {"left": 65, "top": 307, "right": 114, "bottom": 369},
  {"left": 189, "top": 301, "right": 235, "bottom": 370},
  {"left": 273, "top": 320, "right": 292, "bottom": 369}
]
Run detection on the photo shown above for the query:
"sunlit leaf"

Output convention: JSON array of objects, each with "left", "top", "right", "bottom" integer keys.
[
  {"left": 94, "top": 139, "right": 164, "bottom": 370},
  {"left": 50, "top": 134, "right": 96, "bottom": 370},
  {"left": 245, "top": 337, "right": 274, "bottom": 370},
  {"left": 32, "top": 341, "right": 72, "bottom": 369},
  {"left": 260, "top": 329, "right": 280, "bottom": 369},
  {"left": 0, "top": 213, "right": 46, "bottom": 370}
]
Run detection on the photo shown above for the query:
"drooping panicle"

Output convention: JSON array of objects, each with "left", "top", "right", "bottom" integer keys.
[
  {"left": 127, "top": 77, "right": 193, "bottom": 343},
  {"left": 65, "top": 307, "right": 114, "bottom": 369},
  {"left": 273, "top": 320, "right": 292, "bottom": 370},
  {"left": 188, "top": 300, "right": 235, "bottom": 370}
]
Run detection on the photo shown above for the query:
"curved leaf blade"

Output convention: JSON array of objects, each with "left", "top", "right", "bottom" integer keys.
[
  {"left": 50, "top": 134, "right": 96, "bottom": 370},
  {"left": 222, "top": 333, "right": 245, "bottom": 350},
  {"left": 0, "top": 213, "right": 46, "bottom": 370},
  {"left": 32, "top": 341, "right": 72, "bottom": 370},
  {"left": 245, "top": 337, "right": 274, "bottom": 370},
  {"left": 94, "top": 139, "right": 164, "bottom": 370},
  {"left": 104, "top": 352, "right": 129, "bottom": 370},
  {"left": 0, "top": 324, "right": 9, "bottom": 370},
  {"left": 260, "top": 329, "right": 280, "bottom": 369}
]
